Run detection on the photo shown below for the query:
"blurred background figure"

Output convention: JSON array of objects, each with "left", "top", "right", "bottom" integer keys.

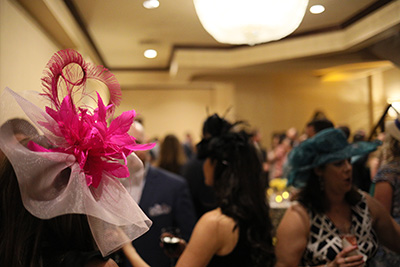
[
  {"left": 304, "top": 118, "right": 335, "bottom": 138},
  {"left": 177, "top": 127, "right": 275, "bottom": 266},
  {"left": 156, "top": 134, "right": 187, "bottom": 175},
  {"left": 250, "top": 128, "right": 267, "bottom": 162},
  {"left": 125, "top": 122, "right": 196, "bottom": 267},
  {"left": 250, "top": 128, "right": 268, "bottom": 179},
  {"left": 337, "top": 125, "right": 351, "bottom": 141},
  {"left": 353, "top": 129, "right": 367, "bottom": 142},
  {"left": 181, "top": 114, "right": 231, "bottom": 220},
  {"left": 285, "top": 127, "right": 299, "bottom": 148},
  {"left": 351, "top": 129, "right": 374, "bottom": 193},
  {"left": 369, "top": 132, "right": 387, "bottom": 181},
  {"left": 286, "top": 117, "right": 336, "bottom": 181},
  {"left": 370, "top": 115, "right": 400, "bottom": 267},
  {"left": 267, "top": 132, "right": 290, "bottom": 180},
  {"left": 275, "top": 128, "right": 400, "bottom": 267},
  {"left": 148, "top": 136, "right": 160, "bottom": 165},
  {"left": 182, "top": 132, "right": 195, "bottom": 160}
]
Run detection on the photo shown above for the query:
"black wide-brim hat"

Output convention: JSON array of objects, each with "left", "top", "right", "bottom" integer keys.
[{"left": 288, "top": 128, "right": 381, "bottom": 188}]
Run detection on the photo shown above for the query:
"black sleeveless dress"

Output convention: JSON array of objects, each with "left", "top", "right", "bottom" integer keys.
[{"left": 207, "top": 230, "right": 251, "bottom": 267}]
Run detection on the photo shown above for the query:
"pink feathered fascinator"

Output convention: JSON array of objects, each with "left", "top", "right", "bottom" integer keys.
[{"left": 0, "top": 49, "right": 155, "bottom": 256}]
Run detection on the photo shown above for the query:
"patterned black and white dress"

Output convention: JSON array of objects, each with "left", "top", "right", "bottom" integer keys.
[{"left": 300, "top": 192, "right": 378, "bottom": 266}]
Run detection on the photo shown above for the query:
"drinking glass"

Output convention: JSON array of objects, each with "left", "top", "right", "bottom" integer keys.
[{"left": 160, "top": 227, "right": 184, "bottom": 267}]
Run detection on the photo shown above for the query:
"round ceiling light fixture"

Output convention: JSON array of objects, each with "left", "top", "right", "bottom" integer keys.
[{"left": 193, "top": 0, "right": 309, "bottom": 45}]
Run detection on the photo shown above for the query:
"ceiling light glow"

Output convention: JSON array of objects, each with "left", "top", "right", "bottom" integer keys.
[
  {"left": 193, "top": 0, "right": 309, "bottom": 45},
  {"left": 144, "top": 49, "right": 157, "bottom": 59},
  {"left": 143, "top": 0, "right": 159, "bottom": 9},
  {"left": 310, "top": 5, "right": 325, "bottom": 14},
  {"left": 388, "top": 100, "right": 400, "bottom": 118}
]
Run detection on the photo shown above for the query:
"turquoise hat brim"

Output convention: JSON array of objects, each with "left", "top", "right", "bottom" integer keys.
[
  {"left": 288, "top": 128, "right": 381, "bottom": 188},
  {"left": 310, "top": 140, "right": 381, "bottom": 170}
]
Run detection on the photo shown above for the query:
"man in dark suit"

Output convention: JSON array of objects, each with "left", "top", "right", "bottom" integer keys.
[
  {"left": 181, "top": 114, "right": 231, "bottom": 219},
  {"left": 125, "top": 122, "right": 196, "bottom": 267}
]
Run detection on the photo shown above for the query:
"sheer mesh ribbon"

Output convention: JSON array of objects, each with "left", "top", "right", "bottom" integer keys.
[
  {"left": 0, "top": 49, "right": 156, "bottom": 256},
  {"left": 0, "top": 87, "right": 152, "bottom": 256}
]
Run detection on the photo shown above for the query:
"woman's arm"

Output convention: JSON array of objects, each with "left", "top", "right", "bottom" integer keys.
[
  {"left": 275, "top": 203, "right": 309, "bottom": 267},
  {"left": 373, "top": 181, "right": 393, "bottom": 213},
  {"left": 122, "top": 243, "right": 150, "bottom": 267},
  {"left": 366, "top": 193, "right": 400, "bottom": 253},
  {"left": 175, "top": 210, "right": 227, "bottom": 267}
]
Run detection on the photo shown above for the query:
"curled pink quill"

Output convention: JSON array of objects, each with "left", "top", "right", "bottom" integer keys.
[{"left": 29, "top": 49, "right": 155, "bottom": 188}]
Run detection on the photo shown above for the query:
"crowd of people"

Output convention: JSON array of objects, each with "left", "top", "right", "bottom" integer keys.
[{"left": 1, "top": 49, "right": 400, "bottom": 267}]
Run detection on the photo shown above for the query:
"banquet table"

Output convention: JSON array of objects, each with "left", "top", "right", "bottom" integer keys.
[{"left": 268, "top": 192, "right": 292, "bottom": 236}]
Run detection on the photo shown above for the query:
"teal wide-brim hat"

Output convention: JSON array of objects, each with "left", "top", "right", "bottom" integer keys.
[{"left": 288, "top": 128, "right": 381, "bottom": 188}]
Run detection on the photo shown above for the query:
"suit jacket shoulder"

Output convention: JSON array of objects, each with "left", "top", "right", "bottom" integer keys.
[
  {"left": 133, "top": 166, "right": 197, "bottom": 267},
  {"left": 147, "top": 166, "right": 187, "bottom": 186}
]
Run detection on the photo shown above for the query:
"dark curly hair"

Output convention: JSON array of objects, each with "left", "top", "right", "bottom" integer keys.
[
  {"left": 295, "top": 167, "right": 361, "bottom": 214},
  {"left": 196, "top": 114, "right": 234, "bottom": 160},
  {"left": 0, "top": 137, "right": 100, "bottom": 267},
  {"left": 205, "top": 130, "right": 275, "bottom": 266}
]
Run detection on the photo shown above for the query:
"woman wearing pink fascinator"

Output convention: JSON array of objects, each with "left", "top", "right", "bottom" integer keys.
[{"left": 0, "top": 49, "right": 154, "bottom": 266}]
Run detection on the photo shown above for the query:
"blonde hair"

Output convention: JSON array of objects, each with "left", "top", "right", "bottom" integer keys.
[{"left": 380, "top": 134, "right": 400, "bottom": 165}]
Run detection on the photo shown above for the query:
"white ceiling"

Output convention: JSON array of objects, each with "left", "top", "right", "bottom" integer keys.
[
  {"left": 15, "top": 0, "right": 400, "bottom": 86},
  {"left": 72, "top": 0, "right": 379, "bottom": 68}
]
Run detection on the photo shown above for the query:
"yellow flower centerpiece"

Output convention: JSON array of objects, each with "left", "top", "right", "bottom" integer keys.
[{"left": 267, "top": 178, "right": 290, "bottom": 208}]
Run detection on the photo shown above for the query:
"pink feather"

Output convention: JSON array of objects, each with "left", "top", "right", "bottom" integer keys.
[
  {"left": 41, "top": 49, "right": 121, "bottom": 114},
  {"left": 30, "top": 49, "right": 154, "bottom": 188}
]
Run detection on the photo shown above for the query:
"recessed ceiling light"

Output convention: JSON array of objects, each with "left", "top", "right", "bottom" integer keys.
[
  {"left": 143, "top": 0, "right": 159, "bottom": 9},
  {"left": 144, "top": 49, "right": 157, "bottom": 59},
  {"left": 310, "top": 4, "right": 325, "bottom": 14}
]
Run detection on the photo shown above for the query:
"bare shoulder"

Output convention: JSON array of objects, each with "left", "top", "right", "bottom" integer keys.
[
  {"left": 187, "top": 209, "right": 225, "bottom": 242},
  {"left": 199, "top": 209, "right": 235, "bottom": 227},
  {"left": 200, "top": 208, "right": 224, "bottom": 221},
  {"left": 282, "top": 202, "right": 309, "bottom": 228},
  {"left": 289, "top": 201, "right": 308, "bottom": 214},
  {"left": 275, "top": 202, "right": 310, "bottom": 267},
  {"left": 176, "top": 209, "right": 235, "bottom": 267},
  {"left": 276, "top": 202, "right": 310, "bottom": 247}
]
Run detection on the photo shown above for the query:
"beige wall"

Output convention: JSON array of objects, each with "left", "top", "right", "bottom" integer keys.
[
  {"left": 383, "top": 68, "right": 400, "bottom": 104},
  {"left": 0, "top": 0, "right": 59, "bottom": 124},
  {"left": 114, "top": 67, "right": 400, "bottom": 149},
  {"left": 234, "top": 73, "right": 374, "bottom": 147},
  {"left": 117, "top": 88, "right": 214, "bottom": 143},
  {"left": 0, "top": 0, "right": 59, "bottom": 94},
  {"left": 190, "top": 68, "right": 400, "bottom": 149},
  {"left": 115, "top": 83, "right": 236, "bottom": 143}
]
